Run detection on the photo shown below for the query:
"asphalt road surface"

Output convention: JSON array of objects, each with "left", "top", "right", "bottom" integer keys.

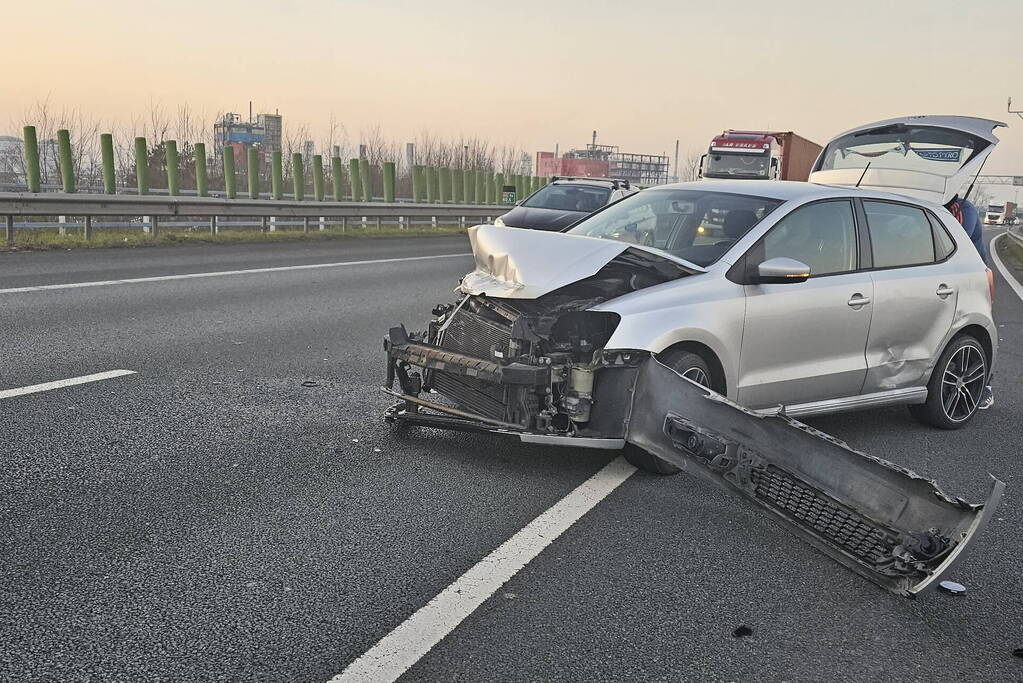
[{"left": 2, "top": 232, "right": 1021, "bottom": 682}]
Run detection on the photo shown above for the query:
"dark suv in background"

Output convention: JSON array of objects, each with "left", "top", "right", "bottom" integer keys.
[{"left": 494, "top": 177, "right": 638, "bottom": 231}]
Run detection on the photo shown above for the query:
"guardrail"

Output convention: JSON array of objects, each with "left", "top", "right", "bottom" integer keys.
[
  {"left": 1007, "top": 224, "right": 1023, "bottom": 247},
  {"left": 0, "top": 192, "right": 508, "bottom": 243}
]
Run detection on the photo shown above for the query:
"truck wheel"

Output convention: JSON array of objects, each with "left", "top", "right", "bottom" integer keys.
[
  {"left": 623, "top": 351, "right": 714, "bottom": 475},
  {"left": 909, "top": 335, "right": 987, "bottom": 430}
]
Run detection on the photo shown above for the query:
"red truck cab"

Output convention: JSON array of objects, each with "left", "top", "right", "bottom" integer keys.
[{"left": 699, "top": 130, "right": 822, "bottom": 181}]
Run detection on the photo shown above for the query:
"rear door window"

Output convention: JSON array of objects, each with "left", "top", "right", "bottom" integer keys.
[{"left": 863, "top": 201, "right": 935, "bottom": 268}]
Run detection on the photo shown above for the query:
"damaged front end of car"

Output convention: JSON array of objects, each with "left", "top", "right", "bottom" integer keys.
[{"left": 381, "top": 225, "right": 1003, "bottom": 596}]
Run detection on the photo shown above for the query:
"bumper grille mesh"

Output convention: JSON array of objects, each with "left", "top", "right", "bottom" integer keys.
[{"left": 751, "top": 465, "right": 894, "bottom": 565}]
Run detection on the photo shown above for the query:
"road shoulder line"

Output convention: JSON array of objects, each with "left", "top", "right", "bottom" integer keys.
[
  {"left": 0, "top": 252, "right": 470, "bottom": 295},
  {"left": 990, "top": 233, "right": 1023, "bottom": 303},
  {"left": 0, "top": 370, "right": 137, "bottom": 399},
  {"left": 330, "top": 456, "right": 636, "bottom": 683}
]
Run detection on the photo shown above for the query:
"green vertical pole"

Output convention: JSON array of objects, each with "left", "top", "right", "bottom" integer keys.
[
  {"left": 495, "top": 173, "right": 505, "bottom": 203},
  {"left": 359, "top": 158, "right": 372, "bottom": 202},
  {"left": 348, "top": 159, "right": 362, "bottom": 201},
  {"left": 223, "top": 146, "right": 236, "bottom": 199},
  {"left": 426, "top": 166, "right": 437, "bottom": 203},
  {"left": 383, "top": 162, "right": 396, "bottom": 202},
  {"left": 331, "top": 157, "right": 344, "bottom": 201},
  {"left": 100, "top": 133, "right": 115, "bottom": 194},
  {"left": 438, "top": 168, "right": 450, "bottom": 203},
  {"left": 462, "top": 170, "right": 471, "bottom": 203},
  {"left": 292, "top": 153, "right": 304, "bottom": 200},
  {"left": 412, "top": 165, "right": 424, "bottom": 202},
  {"left": 247, "top": 146, "right": 260, "bottom": 199},
  {"left": 22, "top": 126, "right": 40, "bottom": 192},
  {"left": 484, "top": 172, "right": 494, "bottom": 205},
  {"left": 134, "top": 137, "right": 149, "bottom": 195},
  {"left": 313, "top": 155, "right": 325, "bottom": 201},
  {"left": 56, "top": 129, "right": 75, "bottom": 193},
  {"left": 451, "top": 169, "right": 462, "bottom": 204},
  {"left": 271, "top": 151, "right": 283, "bottom": 199},
  {"left": 475, "top": 170, "right": 485, "bottom": 205},
  {"left": 534, "top": 176, "right": 541, "bottom": 193},
  {"left": 194, "top": 142, "right": 208, "bottom": 197},
  {"left": 165, "top": 140, "right": 180, "bottom": 196}
]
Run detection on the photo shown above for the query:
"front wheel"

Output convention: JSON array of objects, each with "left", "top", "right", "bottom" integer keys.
[
  {"left": 909, "top": 335, "right": 987, "bottom": 430},
  {"left": 623, "top": 351, "right": 714, "bottom": 475}
]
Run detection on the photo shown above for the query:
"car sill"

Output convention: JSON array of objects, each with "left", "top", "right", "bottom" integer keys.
[{"left": 755, "top": 387, "right": 929, "bottom": 418}]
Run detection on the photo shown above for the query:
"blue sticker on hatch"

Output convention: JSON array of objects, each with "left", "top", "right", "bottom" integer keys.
[{"left": 912, "top": 148, "right": 962, "bottom": 162}]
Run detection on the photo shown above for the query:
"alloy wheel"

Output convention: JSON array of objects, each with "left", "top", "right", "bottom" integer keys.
[
  {"left": 940, "top": 343, "right": 986, "bottom": 423},
  {"left": 682, "top": 366, "right": 711, "bottom": 388}
]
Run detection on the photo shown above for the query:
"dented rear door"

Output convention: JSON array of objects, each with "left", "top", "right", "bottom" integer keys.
[{"left": 626, "top": 358, "right": 1003, "bottom": 596}]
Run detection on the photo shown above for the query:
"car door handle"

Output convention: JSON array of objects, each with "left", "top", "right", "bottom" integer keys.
[
  {"left": 847, "top": 294, "right": 871, "bottom": 307},
  {"left": 936, "top": 284, "right": 955, "bottom": 299}
]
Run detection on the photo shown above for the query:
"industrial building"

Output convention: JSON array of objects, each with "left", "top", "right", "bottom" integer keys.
[
  {"left": 214, "top": 108, "right": 283, "bottom": 162},
  {"left": 537, "top": 132, "right": 670, "bottom": 186}
]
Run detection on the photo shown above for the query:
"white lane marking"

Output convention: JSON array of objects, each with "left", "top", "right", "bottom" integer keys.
[
  {"left": 0, "top": 253, "right": 471, "bottom": 295},
  {"left": 990, "top": 233, "right": 1023, "bottom": 303},
  {"left": 331, "top": 456, "right": 637, "bottom": 683},
  {"left": 0, "top": 369, "right": 137, "bottom": 399}
]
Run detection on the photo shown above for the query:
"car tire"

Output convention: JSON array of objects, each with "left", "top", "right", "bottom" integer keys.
[
  {"left": 623, "top": 351, "right": 714, "bottom": 475},
  {"left": 908, "top": 334, "right": 988, "bottom": 430}
]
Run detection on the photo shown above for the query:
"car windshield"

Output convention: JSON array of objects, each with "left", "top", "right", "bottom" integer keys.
[
  {"left": 705, "top": 153, "right": 770, "bottom": 179},
  {"left": 522, "top": 183, "right": 611, "bottom": 212},
  {"left": 565, "top": 188, "right": 783, "bottom": 266}
]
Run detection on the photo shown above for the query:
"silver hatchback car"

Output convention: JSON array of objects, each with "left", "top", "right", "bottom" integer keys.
[
  {"left": 383, "top": 116, "right": 1000, "bottom": 474},
  {"left": 382, "top": 118, "right": 1005, "bottom": 593}
]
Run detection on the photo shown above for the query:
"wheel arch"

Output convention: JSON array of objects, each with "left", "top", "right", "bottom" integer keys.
[{"left": 656, "top": 340, "right": 728, "bottom": 395}]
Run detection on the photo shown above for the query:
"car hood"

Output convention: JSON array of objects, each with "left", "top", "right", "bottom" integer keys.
[
  {"left": 460, "top": 224, "right": 705, "bottom": 299},
  {"left": 500, "top": 205, "right": 586, "bottom": 231},
  {"left": 808, "top": 115, "right": 1006, "bottom": 204}
]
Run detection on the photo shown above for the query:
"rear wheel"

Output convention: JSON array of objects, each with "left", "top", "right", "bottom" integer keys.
[
  {"left": 623, "top": 350, "right": 714, "bottom": 475},
  {"left": 909, "top": 335, "right": 987, "bottom": 430}
]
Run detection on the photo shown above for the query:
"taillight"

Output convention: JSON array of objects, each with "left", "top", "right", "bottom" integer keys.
[{"left": 987, "top": 268, "right": 995, "bottom": 303}]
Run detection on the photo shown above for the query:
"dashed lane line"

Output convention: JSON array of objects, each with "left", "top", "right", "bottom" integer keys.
[
  {"left": 0, "top": 253, "right": 471, "bottom": 295},
  {"left": 0, "top": 370, "right": 137, "bottom": 399},
  {"left": 330, "top": 456, "right": 637, "bottom": 683}
]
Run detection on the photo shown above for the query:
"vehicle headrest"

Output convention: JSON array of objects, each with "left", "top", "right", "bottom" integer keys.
[{"left": 722, "top": 209, "right": 758, "bottom": 238}]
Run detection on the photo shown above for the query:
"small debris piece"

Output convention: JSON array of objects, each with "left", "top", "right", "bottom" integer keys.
[
  {"left": 373, "top": 448, "right": 381, "bottom": 453},
  {"left": 504, "top": 593, "right": 517, "bottom": 600},
  {"left": 352, "top": 439, "right": 359, "bottom": 443},
  {"left": 938, "top": 580, "right": 966, "bottom": 595},
  {"left": 301, "top": 380, "right": 319, "bottom": 387},
  {"left": 732, "top": 625, "right": 753, "bottom": 638},
  {"left": 1012, "top": 648, "right": 1023, "bottom": 659}
]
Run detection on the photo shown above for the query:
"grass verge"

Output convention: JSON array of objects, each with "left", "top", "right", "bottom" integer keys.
[{"left": 2, "top": 224, "right": 468, "bottom": 252}]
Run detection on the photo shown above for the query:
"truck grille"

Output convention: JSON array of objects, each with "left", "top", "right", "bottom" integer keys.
[
  {"left": 751, "top": 465, "right": 895, "bottom": 566},
  {"left": 432, "top": 307, "right": 513, "bottom": 421}
]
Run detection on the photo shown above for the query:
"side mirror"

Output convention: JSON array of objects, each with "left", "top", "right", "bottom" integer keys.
[
  {"left": 754, "top": 257, "right": 811, "bottom": 284},
  {"left": 698, "top": 154, "right": 707, "bottom": 179}
]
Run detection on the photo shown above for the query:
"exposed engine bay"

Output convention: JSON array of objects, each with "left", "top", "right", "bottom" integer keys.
[{"left": 384, "top": 247, "right": 685, "bottom": 440}]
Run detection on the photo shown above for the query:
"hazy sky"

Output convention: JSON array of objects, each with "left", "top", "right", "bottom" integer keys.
[{"left": 6, "top": 0, "right": 1023, "bottom": 193}]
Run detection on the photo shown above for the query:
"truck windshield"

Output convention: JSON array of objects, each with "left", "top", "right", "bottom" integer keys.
[
  {"left": 705, "top": 153, "right": 770, "bottom": 179},
  {"left": 523, "top": 184, "right": 611, "bottom": 212},
  {"left": 566, "top": 188, "right": 782, "bottom": 266}
]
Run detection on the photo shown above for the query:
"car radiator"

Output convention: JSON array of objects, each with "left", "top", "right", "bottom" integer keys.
[{"left": 431, "top": 307, "right": 513, "bottom": 421}]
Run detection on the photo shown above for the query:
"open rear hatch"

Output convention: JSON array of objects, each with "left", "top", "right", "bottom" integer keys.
[
  {"left": 808, "top": 115, "right": 1006, "bottom": 204},
  {"left": 627, "top": 359, "right": 1004, "bottom": 597}
]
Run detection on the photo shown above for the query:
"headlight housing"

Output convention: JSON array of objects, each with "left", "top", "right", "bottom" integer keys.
[{"left": 493, "top": 215, "right": 506, "bottom": 227}]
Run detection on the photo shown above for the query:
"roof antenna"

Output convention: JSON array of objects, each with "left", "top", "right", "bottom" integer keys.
[{"left": 855, "top": 162, "right": 872, "bottom": 188}]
